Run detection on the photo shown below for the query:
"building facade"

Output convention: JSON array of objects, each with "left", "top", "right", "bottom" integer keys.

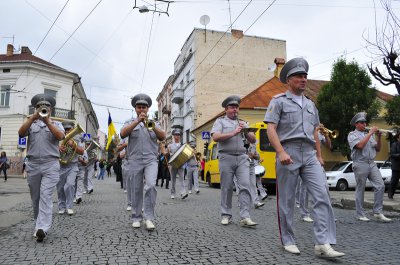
[
  {"left": 157, "top": 75, "right": 173, "bottom": 142},
  {"left": 0, "top": 44, "right": 99, "bottom": 174},
  {"left": 169, "top": 28, "right": 286, "bottom": 143}
]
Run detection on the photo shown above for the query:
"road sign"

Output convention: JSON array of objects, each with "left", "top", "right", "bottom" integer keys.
[
  {"left": 83, "top": 133, "right": 91, "bottom": 140},
  {"left": 201, "top": 131, "right": 210, "bottom": 140},
  {"left": 18, "top": 137, "right": 27, "bottom": 148}
]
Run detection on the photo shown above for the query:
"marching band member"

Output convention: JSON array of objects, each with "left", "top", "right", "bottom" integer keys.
[
  {"left": 18, "top": 94, "right": 65, "bottom": 242},
  {"left": 347, "top": 112, "right": 391, "bottom": 222},
  {"left": 84, "top": 141, "right": 96, "bottom": 194},
  {"left": 74, "top": 140, "right": 89, "bottom": 204},
  {"left": 57, "top": 121, "right": 85, "bottom": 216},
  {"left": 264, "top": 58, "right": 344, "bottom": 258},
  {"left": 117, "top": 138, "right": 131, "bottom": 211},
  {"left": 247, "top": 142, "right": 265, "bottom": 209},
  {"left": 211, "top": 95, "right": 257, "bottom": 227},
  {"left": 120, "top": 93, "right": 166, "bottom": 230},
  {"left": 186, "top": 141, "right": 200, "bottom": 194},
  {"left": 168, "top": 129, "right": 188, "bottom": 199}
]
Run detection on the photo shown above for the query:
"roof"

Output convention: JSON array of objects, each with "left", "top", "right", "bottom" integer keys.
[
  {"left": 0, "top": 53, "right": 65, "bottom": 70},
  {"left": 193, "top": 76, "right": 394, "bottom": 132}
]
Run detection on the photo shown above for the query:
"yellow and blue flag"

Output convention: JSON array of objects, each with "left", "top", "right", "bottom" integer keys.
[{"left": 106, "top": 110, "right": 117, "bottom": 150}]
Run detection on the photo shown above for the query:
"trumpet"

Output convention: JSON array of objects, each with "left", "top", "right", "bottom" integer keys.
[
  {"left": 144, "top": 116, "right": 155, "bottom": 130},
  {"left": 319, "top": 126, "right": 339, "bottom": 139},
  {"left": 37, "top": 105, "right": 51, "bottom": 118},
  {"left": 366, "top": 127, "right": 396, "bottom": 136}
]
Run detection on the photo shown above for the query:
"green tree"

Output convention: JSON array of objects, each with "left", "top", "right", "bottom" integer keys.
[
  {"left": 316, "top": 58, "right": 381, "bottom": 159},
  {"left": 384, "top": 95, "right": 400, "bottom": 126}
]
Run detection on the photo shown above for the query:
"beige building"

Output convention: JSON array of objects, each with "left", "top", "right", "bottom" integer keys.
[
  {"left": 166, "top": 28, "right": 286, "bottom": 143},
  {"left": 157, "top": 75, "right": 173, "bottom": 142},
  {"left": 0, "top": 44, "right": 99, "bottom": 174}
]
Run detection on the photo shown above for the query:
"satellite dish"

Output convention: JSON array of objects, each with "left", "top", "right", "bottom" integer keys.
[
  {"left": 267, "top": 63, "right": 276, "bottom": 72},
  {"left": 200, "top": 15, "right": 210, "bottom": 26}
]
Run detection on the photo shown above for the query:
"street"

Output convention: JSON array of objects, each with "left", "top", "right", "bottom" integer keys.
[{"left": 0, "top": 176, "right": 399, "bottom": 265}]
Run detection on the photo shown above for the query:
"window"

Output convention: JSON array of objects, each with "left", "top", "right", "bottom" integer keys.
[
  {"left": 0, "top": 85, "right": 10, "bottom": 107},
  {"left": 259, "top": 129, "right": 275, "bottom": 152},
  {"left": 44, "top": 89, "right": 57, "bottom": 104},
  {"left": 186, "top": 129, "right": 190, "bottom": 143},
  {"left": 185, "top": 71, "right": 190, "bottom": 84}
]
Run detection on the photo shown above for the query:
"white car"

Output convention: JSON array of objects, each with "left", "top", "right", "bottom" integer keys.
[{"left": 326, "top": 161, "right": 390, "bottom": 191}]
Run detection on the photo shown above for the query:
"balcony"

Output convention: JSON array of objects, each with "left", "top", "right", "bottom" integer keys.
[
  {"left": 171, "top": 88, "right": 183, "bottom": 104},
  {"left": 162, "top": 105, "right": 171, "bottom": 115},
  {"left": 171, "top": 116, "right": 184, "bottom": 128},
  {"left": 29, "top": 106, "right": 75, "bottom": 120}
]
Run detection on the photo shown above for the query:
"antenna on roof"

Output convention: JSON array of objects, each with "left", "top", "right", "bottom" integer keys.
[{"left": 200, "top": 15, "right": 210, "bottom": 43}]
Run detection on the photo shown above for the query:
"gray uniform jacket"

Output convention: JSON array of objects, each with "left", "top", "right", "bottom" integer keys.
[
  {"left": 264, "top": 91, "right": 320, "bottom": 143},
  {"left": 23, "top": 120, "right": 65, "bottom": 162},
  {"left": 348, "top": 130, "right": 377, "bottom": 162},
  {"left": 122, "top": 118, "right": 161, "bottom": 162},
  {"left": 211, "top": 115, "right": 248, "bottom": 155}
]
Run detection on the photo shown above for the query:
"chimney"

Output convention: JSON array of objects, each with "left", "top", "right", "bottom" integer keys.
[
  {"left": 6, "top": 44, "right": 14, "bottom": 56},
  {"left": 231, "top": 29, "right": 243, "bottom": 39},
  {"left": 21, "top": 46, "right": 32, "bottom": 55},
  {"left": 274, "top": 58, "right": 286, "bottom": 78}
]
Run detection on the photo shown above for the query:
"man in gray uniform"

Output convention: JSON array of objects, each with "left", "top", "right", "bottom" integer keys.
[
  {"left": 75, "top": 142, "right": 88, "bottom": 205},
  {"left": 347, "top": 112, "right": 391, "bottom": 222},
  {"left": 211, "top": 95, "right": 258, "bottom": 227},
  {"left": 168, "top": 129, "right": 188, "bottom": 199},
  {"left": 57, "top": 121, "right": 85, "bottom": 216},
  {"left": 18, "top": 94, "right": 65, "bottom": 242},
  {"left": 186, "top": 141, "right": 200, "bottom": 194},
  {"left": 264, "top": 58, "right": 344, "bottom": 258},
  {"left": 120, "top": 93, "right": 166, "bottom": 230},
  {"left": 117, "top": 138, "right": 131, "bottom": 211},
  {"left": 84, "top": 142, "right": 96, "bottom": 194},
  {"left": 247, "top": 142, "right": 265, "bottom": 209}
]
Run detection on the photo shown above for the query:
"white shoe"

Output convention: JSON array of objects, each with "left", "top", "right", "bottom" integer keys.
[
  {"left": 170, "top": 195, "right": 175, "bottom": 199},
  {"left": 357, "top": 216, "right": 370, "bottom": 221},
  {"left": 239, "top": 218, "right": 257, "bottom": 227},
  {"left": 73, "top": 199, "right": 77, "bottom": 203},
  {"left": 126, "top": 206, "right": 132, "bottom": 211},
  {"left": 255, "top": 202, "right": 265, "bottom": 209},
  {"left": 58, "top": 210, "right": 65, "bottom": 215},
  {"left": 302, "top": 216, "right": 314, "bottom": 223},
  {"left": 181, "top": 193, "right": 188, "bottom": 199},
  {"left": 374, "top": 213, "right": 391, "bottom": 222},
  {"left": 284, "top": 245, "right": 300, "bottom": 254},
  {"left": 132, "top": 221, "right": 141, "bottom": 228},
  {"left": 67, "top": 209, "right": 74, "bottom": 215},
  {"left": 144, "top": 220, "right": 155, "bottom": 230},
  {"left": 124, "top": 190, "right": 127, "bottom": 193},
  {"left": 221, "top": 217, "right": 230, "bottom": 225},
  {"left": 314, "top": 244, "right": 345, "bottom": 258},
  {"left": 188, "top": 190, "right": 192, "bottom": 194}
]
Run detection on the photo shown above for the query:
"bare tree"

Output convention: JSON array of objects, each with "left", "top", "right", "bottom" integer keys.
[{"left": 365, "top": 0, "right": 400, "bottom": 94}]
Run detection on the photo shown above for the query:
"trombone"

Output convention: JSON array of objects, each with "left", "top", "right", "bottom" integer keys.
[{"left": 319, "top": 126, "right": 339, "bottom": 139}]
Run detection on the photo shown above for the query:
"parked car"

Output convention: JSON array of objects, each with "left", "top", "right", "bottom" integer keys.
[{"left": 326, "top": 161, "right": 390, "bottom": 191}]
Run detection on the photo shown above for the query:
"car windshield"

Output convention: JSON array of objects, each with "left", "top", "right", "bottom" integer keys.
[{"left": 330, "top": 162, "right": 350, "bottom": 171}]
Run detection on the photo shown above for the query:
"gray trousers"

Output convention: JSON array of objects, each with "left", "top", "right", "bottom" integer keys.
[
  {"left": 295, "top": 177, "right": 310, "bottom": 218},
  {"left": 353, "top": 161, "right": 385, "bottom": 217},
  {"left": 85, "top": 166, "right": 94, "bottom": 191},
  {"left": 169, "top": 167, "right": 186, "bottom": 196},
  {"left": 256, "top": 176, "right": 267, "bottom": 199},
  {"left": 57, "top": 165, "right": 78, "bottom": 210},
  {"left": 276, "top": 142, "right": 336, "bottom": 246},
  {"left": 219, "top": 154, "right": 252, "bottom": 219},
  {"left": 75, "top": 167, "right": 85, "bottom": 199},
  {"left": 123, "top": 162, "right": 132, "bottom": 207},
  {"left": 249, "top": 163, "right": 260, "bottom": 205},
  {"left": 26, "top": 160, "right": 60, "bottom": 233},
  {"left": 128, "top": 160, "right": 157, "bottom": 222},
  {"left": 186, "top": 166, "right": 199, "bottom": 191}
]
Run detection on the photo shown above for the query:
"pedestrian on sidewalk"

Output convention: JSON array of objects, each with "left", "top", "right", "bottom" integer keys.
[
  {"left": 0, "top": 152, "right": 8, "bottom": 182},
  {"left": 388, "top": 132, "right": 400, "bottom": 199},
  {"left": 18, "top": 93, "right": 65, "bottom": 242},
  {"left": 120, "top": 93, "right": 166, "bottom": 230},
  {"left": 265, "top": 58, "right": 344, "bottom": 258},
  {"left": 348, "top": 112, "right": 391, "bottom": 222}
]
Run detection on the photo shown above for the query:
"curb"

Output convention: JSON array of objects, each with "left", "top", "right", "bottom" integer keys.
[{"left": 337, "top": 198, "right": 400, "bottom": 213}]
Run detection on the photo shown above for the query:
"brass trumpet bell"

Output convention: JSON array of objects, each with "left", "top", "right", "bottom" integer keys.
[
  {"left": 320, "top": 127, "right": 339, "bottom": 139},
  {"left": 37, "top": 105, "right": 50, "bottom": 118},
  {"left": 144, "top": 117, "right": 155, "bottom": 130}
]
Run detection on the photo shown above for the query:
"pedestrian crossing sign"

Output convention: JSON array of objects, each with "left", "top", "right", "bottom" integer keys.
[
  {"left": 83, "top": 133, "right": 91, "bottom": 140},
  {"left": 202, "top": 131, "right": 210, "bottom": 140}
]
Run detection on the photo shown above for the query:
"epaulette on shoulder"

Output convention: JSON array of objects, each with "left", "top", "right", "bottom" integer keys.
[
  {"left": 273, "top": 93, "right": 285, "bottom": 99},
  {"left": 304, "top": 95, "right": 311, "bottom": 100}
]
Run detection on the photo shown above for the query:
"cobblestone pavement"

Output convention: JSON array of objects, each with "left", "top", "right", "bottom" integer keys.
[{"left": 0, "top": 176, "right": 399, "bottom": 265}]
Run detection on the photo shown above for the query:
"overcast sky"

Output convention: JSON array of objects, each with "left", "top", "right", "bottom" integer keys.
[{"left": 1, "top": 0, "right": 399, "bottom": 133}]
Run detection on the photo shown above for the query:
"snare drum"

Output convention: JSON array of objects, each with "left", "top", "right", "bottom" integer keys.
[
  {"left": 168, "top": 144, "right": 195, "bottom": 169},
  {"left": 254, "top": 165, "right": 265, "bottom": 178}
]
